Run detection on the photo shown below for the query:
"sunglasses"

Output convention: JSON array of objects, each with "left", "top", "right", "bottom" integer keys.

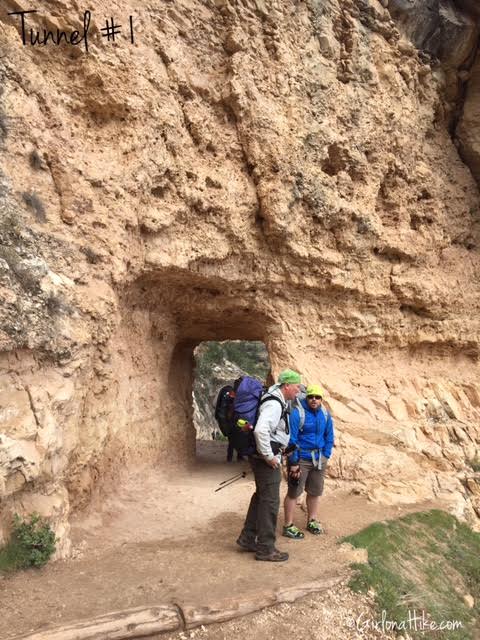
[{"left": 307, "top": 395, "right": 322, "bottom": 400}]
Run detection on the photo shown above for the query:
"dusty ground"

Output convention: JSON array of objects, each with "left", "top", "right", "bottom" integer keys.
[{"left": 0, "top": 441, "right": 440, "bottom": 639}]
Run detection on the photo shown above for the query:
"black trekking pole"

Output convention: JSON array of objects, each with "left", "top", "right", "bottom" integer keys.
[
  {"left": 215, "top": 471, "right": 247, "bottom": 492},
  {"left": 218, "top": 471, "right": 245, "bottom": 486}
]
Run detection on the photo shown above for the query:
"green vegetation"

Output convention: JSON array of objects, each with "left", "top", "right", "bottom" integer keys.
[
  {"left": 45, "top": 292, "right": 73, "bottom": 316},
  {"left": 193, "top": 341, "right": 271, "bottom": 438},
  {"left": 343, "top": 510, "right": 480, "bottom": 639},
  {"left": 29, "top": 149, "right": 44, "bottom": 171},
  {"left": 195, "top": 340, "right": 270, "bottom": 380},
  {"left": 0, "top": 210, "right": 21, "bottom": 240},
  {"left": 0, "top": 513, "right": 56, "bottom": 572},
  {"left": 468, "top": 457, "right": 480, "bottom": 473},
  {"left": 0, "top": 244, "right": 42, "bottom": 294},
  {"left": 80, "top": 245, "right": 103, "bottom": 264},
  {"left": 22, "top": 191, "right": 47, "bottom": 223}
]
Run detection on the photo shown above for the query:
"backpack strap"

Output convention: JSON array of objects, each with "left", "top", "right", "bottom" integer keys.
[
  {"left": 257, "top": 394, "right": 289, "bottom": 435},
  {"left": 298, "top": 402, "right": 306, "bottom": 433},
  {"left": 299, "top": 404, "right": 329, "bottom": 432}
]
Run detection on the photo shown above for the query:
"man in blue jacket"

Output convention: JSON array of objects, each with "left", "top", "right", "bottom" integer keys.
[{"left": 283, "top": 384, "right": 334, "bottom": 538}]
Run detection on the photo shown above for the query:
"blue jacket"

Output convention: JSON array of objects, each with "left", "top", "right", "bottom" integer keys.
[{"left": 289, "top": 399, "right": 334, "bottom": 464}]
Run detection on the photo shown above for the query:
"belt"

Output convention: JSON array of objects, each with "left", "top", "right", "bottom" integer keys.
[
  {"left": 252, "top": 441, "right": 283, "bottom": 459},
  {"left": 298, "top": 448, "right": 323, "bottom": 469}
]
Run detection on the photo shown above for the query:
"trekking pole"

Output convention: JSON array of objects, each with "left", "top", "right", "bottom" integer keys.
[
  {"left": 218, "top": 471, "right": 245, "bottom": 486},
  {"left": 215, "top": 471, "right": 247, "bottom": 492}
]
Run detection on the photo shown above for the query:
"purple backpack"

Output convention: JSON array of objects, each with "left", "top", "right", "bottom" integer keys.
[
  {"left": 233, "top": 377, "right": 264, "bottom": 424},
  {"left": 232, "top": 377, "right": 287, "bottom": 456}
]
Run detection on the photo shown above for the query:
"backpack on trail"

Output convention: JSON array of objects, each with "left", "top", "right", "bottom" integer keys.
[
  {"left": 214, "top": 377, "right": 245, "bottom": 437},
  {"left": 214, "top": 385, "right": 236, "bottom": 437},
  {"left": 233, "top": 377, "right": 288, "bottom": 457}
]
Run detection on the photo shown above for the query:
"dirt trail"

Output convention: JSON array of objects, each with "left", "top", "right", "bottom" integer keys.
[{"left": 0, "top": 442, "right": 441, "bottom": 639}]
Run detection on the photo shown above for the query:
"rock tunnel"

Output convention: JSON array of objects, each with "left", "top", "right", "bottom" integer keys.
[
  {"left": 1, "top": 0, "right": 480, "bottom": 556},
  {"left": 120, "top": 271, "right": 282, "bottom": 466}
]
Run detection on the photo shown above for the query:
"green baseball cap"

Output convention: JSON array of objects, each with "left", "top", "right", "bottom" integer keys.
[{"left": 277, "top": 369, "right": 301, "bottom": 384}]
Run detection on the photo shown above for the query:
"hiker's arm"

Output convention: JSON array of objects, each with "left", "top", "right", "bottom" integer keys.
[
  {"left": 288, "top": 408, "right": 300, "bottom": 465},
  {"left": 254, "top": 401, "right": 282, "bottom": 460},
  {"left": 323, "top": 413, "right": 334, "bottom": 458}
]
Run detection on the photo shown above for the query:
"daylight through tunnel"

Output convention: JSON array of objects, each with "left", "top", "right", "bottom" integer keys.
[
  {"left": 115, "top": 273, "right": 282, "bottom": 472},
  {"left": 192, "top": 340, "right": 272, "bottom": 463}
]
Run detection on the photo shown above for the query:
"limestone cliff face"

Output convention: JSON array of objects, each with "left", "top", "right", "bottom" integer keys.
[
  {"left": 458, "top": 50, "right": 480, "bottom": 185},
  {"left": 0, "top": 0, "right": 479, "bottom": 552}
]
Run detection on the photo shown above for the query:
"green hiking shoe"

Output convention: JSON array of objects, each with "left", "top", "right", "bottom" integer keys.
[
  {"left": 282, "top": 524, "right": 305, "bottom": 539},
  {"left": 307, "top": 519, "right": 324, "bottom": 535}
]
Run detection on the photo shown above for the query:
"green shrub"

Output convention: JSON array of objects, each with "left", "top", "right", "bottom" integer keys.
[
  {"left": 29, "top": 149, "right": 44, "bottom": 171},
  {"left": 0, "top": 513, "right": 56, "bottom": 572},
  {"left": 195, "top": 340, "right": 269, "bottom": 379},
  {"left": 343, "top": 510, "right": 480, "bottom": 639},
  {"left": 468, "top": 457, "right": 480, "bottom": 472},
  {"left": 80, "top": 246, "right": 103, "bottom": 264},
  {"left": 22, "top": 191, "right": 47, "bottom": 223}
]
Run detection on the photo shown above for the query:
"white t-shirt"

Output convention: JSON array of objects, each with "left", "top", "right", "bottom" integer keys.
[{"left": 253, "top": 385, "right": 289, "bottom": 460}]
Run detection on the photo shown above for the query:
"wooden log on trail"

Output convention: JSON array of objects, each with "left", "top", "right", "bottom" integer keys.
[
  {"left": 11, "top": 604, "right": 181, "bottom": 640},
  {"left": 12, "top": 575, "right": 344, "bottom": 639},
  {"left": 182, "top": 575, "right": 344, "bottom": 628}
]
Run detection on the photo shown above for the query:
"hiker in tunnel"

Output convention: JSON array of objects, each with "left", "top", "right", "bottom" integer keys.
[
  {"left": 283, "top": 384, "right": 334, "bottom": 538},
  {"left": 236, "top": 369, "right": 302, "bottom": 563}
]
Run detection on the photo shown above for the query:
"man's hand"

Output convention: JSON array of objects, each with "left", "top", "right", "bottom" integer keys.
[
  {"left": 266, "top": 456, "right": 280, "bottom": 469},
  {"left": 289, "top": 465, "right": 301, "bottom": 479}
]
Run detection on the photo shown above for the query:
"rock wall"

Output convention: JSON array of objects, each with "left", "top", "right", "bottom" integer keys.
[
  {"left": 0, "top": 0, "right": 479, "bottom": 552},
  {"left": 458, "top": 50, "right": 480, "bottom": 185}
]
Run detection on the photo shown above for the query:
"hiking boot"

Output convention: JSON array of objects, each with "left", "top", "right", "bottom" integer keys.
[
  {"left": 282, "top": 524, "right": 305, "bottom": 539},
  {"left": 255, "top": 548, "right": 289, "bottom": 562},
  {"left": 307, "top": 519, "right": 324, "bottom": 535},
  {"left": 236, "top": 535, "right": 257, "bottom": 552}
]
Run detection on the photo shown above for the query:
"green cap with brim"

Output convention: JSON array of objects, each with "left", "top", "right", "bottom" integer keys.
[{"left": 277, "top": 369, "right": 301, "bottom": 384}]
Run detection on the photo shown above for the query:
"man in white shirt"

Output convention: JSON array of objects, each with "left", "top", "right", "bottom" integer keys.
[{"left": 236, "top": 369, "right": 302, "bottom": 562}]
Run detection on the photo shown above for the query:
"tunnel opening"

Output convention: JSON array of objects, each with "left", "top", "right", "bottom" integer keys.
[
  {"left": 119, "top": 274, "right": 282, "bottom": 472},
  {"left": 192, "top": 340, "right": 272, "bottom": 464}
]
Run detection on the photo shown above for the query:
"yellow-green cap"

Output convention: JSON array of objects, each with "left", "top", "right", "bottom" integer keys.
[
  {"left": 277, "top": 369, "right": 301, "bottom": 384},
  {"left": 306, "top": 384, "right": 324, "bottom": 398}
]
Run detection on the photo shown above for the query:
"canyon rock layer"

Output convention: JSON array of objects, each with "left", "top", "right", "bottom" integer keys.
[{"left": 0, "top": 0, "right": 479, "bottom": 553}]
